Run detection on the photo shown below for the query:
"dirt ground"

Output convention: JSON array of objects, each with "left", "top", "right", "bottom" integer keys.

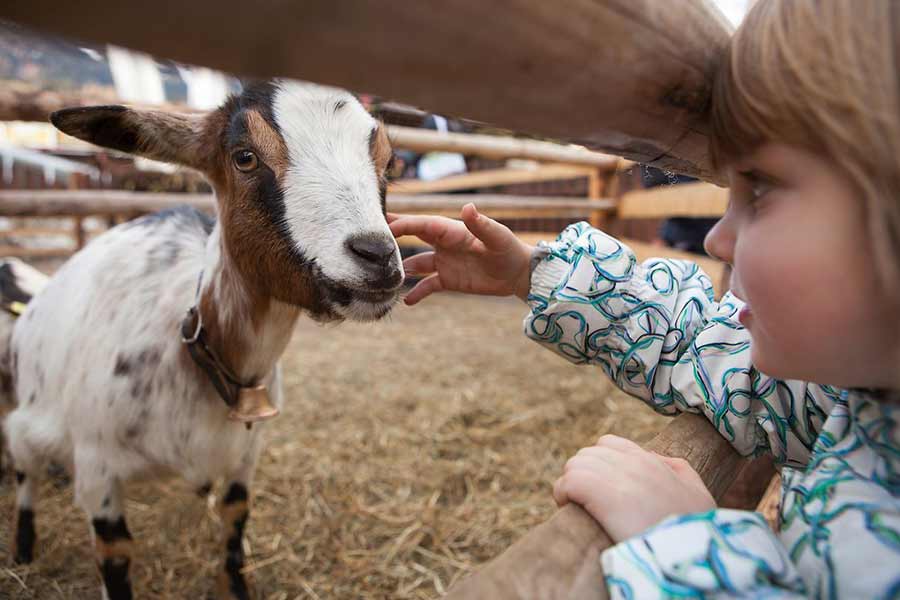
[{"left": 0, "top": 292, "right": 669, "bottom": 599}]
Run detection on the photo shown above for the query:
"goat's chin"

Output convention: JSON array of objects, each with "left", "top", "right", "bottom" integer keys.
[
  {"left": 332, "top": 293, "right": 399, "bottom": 322},
  {"left": 312, "top": 269, "right": 402, "bottom": 322}
]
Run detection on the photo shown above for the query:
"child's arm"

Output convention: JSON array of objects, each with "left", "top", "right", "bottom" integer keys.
[
  {"left": 391, "top": 210, "right": 838, "bottom": 466},
  {"left": 602, "top": 509, "right": 809, "bottom": 598},
  {"left": 525, "top": 222, "right": 841, "bottom": 466}
]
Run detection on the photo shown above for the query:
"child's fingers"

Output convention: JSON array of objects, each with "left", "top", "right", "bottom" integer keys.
[
  {"left": 461, "top": 203, "right": 514, "bottom": 250},
  {"left": 386, "top": 212, "right": 404, "bottom": 224},
  {"left": 595, "top": 434, "right": 644, "bottom": 454},
  {"left": 565, "top": 452, "right": 618, "bottom": 477},
  {"left": 404, "top": 273, "right": 444, "bottom": 306},
  {"left": 552, "top": 476, "right": 569, "bottom": 507},
  {"left": 572, "top": 445, "right": 616, "bottom": 463},
  {"left": 655, "top": 454, "right": 691, "bottom": 472},
  {"left": 553, "top": 470, "right": 608, "bottom": 513},
  {"left": 402, "top": 252, "right": 436, "bottom": 275},
  {"left": 390, "top": 214, "right": 469, "bottom": 248},
  {"left": 388, "top": 215, "right": 446, "bottom": 243},
  {"left": 656, "top": 454, "right": 709, "bottom": 493}
]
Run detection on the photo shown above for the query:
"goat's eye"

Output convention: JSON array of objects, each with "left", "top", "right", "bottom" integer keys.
[{"left": 232, "top": 150, "right": 258, "bottom": 172}]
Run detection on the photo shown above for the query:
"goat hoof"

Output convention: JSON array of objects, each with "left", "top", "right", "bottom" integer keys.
[
  {"left": 13, "top": 548, "right": 33, "bottom": 565},
  {"left": 216, "top": 570, "right": 253, "bottom": 600}
]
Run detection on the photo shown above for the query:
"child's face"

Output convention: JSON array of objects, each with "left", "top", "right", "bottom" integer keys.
[{"left": 704, "top": 143, "right": 900, "bottom": 389}]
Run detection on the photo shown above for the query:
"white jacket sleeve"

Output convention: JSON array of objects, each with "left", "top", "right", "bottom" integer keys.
[
  {"left": 601, "top": 509, "right": 808, "bottom": 598},
  {"left": 523, "top": 223, "right": 842, "bottom": 465}
]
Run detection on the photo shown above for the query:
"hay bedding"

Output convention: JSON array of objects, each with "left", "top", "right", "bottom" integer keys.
[{"left": 0, "top": 293, "right": 667, "bottom": 599}]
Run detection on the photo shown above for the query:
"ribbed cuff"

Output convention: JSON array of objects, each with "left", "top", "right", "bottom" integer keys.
[{"left": 528, "top": 250, "right": 570, "bottom": 302}]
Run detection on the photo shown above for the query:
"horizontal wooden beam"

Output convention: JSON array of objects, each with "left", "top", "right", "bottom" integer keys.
[
  {"left": 0, "top": 190, "right": 613, "bottom": 218},
  {"left": 445, "top": 413, "right": 744, "bottom": 600},
  {"left": 387, "top": 126, "right": 618, "bottom": 168},
  {"left": 1, "top": 1, "right": 731, "bottom": 182},
  {"left": 391, "top": 195, "right": 615, "bottom": 222},
  {"left": 0, "top": 190, "right": 215, "bottom": 218},
  {"left": 617, "top": 182, "right": 728, "bottom": 219},
  {"left": 0, "top": 245, "right": 73, "bottom": 258},
  {"left": 389, "top": 164, "right": 596, "bottom": 195}
]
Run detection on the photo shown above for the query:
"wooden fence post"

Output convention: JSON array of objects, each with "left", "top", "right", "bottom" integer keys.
[{"left": 73, "top": 216, "right": 86, "bottom": 250}]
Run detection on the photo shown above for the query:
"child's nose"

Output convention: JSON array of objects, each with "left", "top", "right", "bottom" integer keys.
[{"left": 703, "top": 218, "right": 734, "bottom": 265}]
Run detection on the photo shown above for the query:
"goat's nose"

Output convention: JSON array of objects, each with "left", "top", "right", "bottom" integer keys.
[{"left": 346, "top": 233, "right": 396, "bottom": 267}]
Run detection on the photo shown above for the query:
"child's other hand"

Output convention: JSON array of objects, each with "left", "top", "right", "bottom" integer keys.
[
  {"left": 388, "top": 204, "right": 534, "bottom": 305},
  {"left": 553, "top": 435, "right": 715, "bottom": 543}
]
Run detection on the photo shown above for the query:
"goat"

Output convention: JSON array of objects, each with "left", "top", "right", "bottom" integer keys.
[
  {"left": 0, "top": 258, "right": 48, "bottom": 405},
  {"left": 0, "top": 259, "right": 48, "bottom": 467},
  {"left": 3, "top": 80, "right": 403, "bottom": 600}
]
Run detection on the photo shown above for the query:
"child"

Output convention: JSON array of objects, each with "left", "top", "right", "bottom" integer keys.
[{"left": 388, "top": 1, "right": 900, "bottom": 596}]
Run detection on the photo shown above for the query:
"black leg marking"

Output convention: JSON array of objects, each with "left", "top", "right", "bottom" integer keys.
[
  {"left": 196, "top": 482, "right": 213, "bottom": 498},
  {"left": 223, "top": 482, "right": 249, "bottom": 505},
  {"left": 92, "top": 516, "right": 132, "bottom": 544},
  {"left": 224, "top": 515, "right": 250, "bottom": 600},
  {"left": 221, "top": 483, "right": 250, "bottom": 600},
  {"left": 14, "top": 508, "right": 35, "bottom": 564},
  {"left": 92, "top": 517, "right": 133, "bottom": 600},
  {"left": 99, "top": 557, "right": 134, "bottom": 600}
]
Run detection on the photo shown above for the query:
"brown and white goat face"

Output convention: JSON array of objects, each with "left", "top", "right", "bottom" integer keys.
[{"left": 51, "top": 81, "right": 404, "bottom": 321}]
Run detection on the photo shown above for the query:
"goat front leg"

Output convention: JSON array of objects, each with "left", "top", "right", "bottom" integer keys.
[
  {"left": 217, "top": 480, "right": 252, "bottom": 600},
  {"left": 217, "top": 376, "right": 277, "bottom": 600},
  {"left": 7, "top": 418, "right": 45, "bottom": 564},
  {"left": 12, "top": 469, "right": 38, "bottom": 564},
  {"left": 76, "top": 460, "right": 134, "bottom": 600}
]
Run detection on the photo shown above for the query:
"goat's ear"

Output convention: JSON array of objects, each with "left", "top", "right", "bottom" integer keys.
[{"left": 50, "top": 105, "right": 208, "bottom": 171}]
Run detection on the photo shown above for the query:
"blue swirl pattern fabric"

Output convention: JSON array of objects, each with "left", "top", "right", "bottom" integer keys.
[{"left": 524, "top": 223, "right": 900, "bottom": 598}]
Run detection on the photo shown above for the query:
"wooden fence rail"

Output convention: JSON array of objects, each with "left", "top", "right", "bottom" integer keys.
[
  {"left": 0, "top": 190, "right": 614, "bottom": 219},
  {"left": 387, "top": 127, "right": 619, "bottom": 168},
  {"left": 389, "top": 164, "right": 601, "bottom": 195}
]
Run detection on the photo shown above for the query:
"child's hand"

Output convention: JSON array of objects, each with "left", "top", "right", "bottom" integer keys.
[
  {"left": 553, "top": 435, "right": 716, "bottom": 543},
  {"left": 388, "top": 204, "right": 534, "bottom": 305}
]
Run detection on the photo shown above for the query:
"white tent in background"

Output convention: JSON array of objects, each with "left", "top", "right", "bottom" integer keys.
[
  {"left": 177, "top": 66, "right": 229, "bottom": 110},
  {"left": 106, "top": 45, "right": 165, "bottom": 105}
]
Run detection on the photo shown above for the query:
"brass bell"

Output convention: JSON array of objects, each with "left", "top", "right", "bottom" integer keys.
[{"left": 228, "top": 385, "right": 279, "bottom": 423}]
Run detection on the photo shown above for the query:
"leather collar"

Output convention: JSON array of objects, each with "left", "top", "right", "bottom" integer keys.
[
  {"left": 180, "top": 305, "right": 252, "bottom": 410},
  {"left": 180, "top": 271, "right": 279, "bottom": 427}
]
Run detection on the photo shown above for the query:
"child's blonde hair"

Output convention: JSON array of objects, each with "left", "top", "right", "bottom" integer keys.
[{"left": 711, "top": 0, "right": 900, "bottom": 289}]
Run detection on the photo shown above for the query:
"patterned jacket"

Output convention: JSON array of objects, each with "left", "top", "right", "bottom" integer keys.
[{"left": 524, "top": 223, "right": 900, "bottom": 599}]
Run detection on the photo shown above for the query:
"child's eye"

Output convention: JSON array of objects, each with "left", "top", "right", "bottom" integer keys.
[
  {"left": 750, "top": 179, "right": 773, "bottom": 200},
  {"left": 737, "top": 170, "right": 775, "bottom": 203}
]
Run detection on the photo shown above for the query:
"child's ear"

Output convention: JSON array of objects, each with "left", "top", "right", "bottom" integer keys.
[{"left": 50, "top": 105, "right": 208, "bottom": 171}]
